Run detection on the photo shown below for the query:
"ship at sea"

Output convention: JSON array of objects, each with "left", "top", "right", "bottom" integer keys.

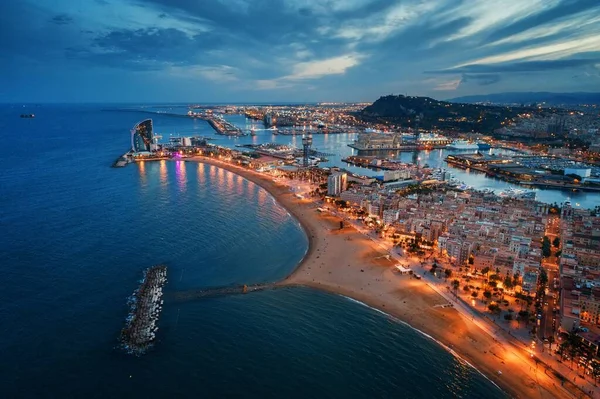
[
  {"left": 498, "top": 187, "right": 536, "bottom": 199},
  {"left": 446, "top": 140, "right": 479, "bottom": 150}
]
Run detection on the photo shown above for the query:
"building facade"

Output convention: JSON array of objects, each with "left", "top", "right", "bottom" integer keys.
[
  {"left": 131, "top": 119, "right": 154, "bottom": 153},
  {"left": 327, "top": 172, "right": 348, "bottom": 196}
]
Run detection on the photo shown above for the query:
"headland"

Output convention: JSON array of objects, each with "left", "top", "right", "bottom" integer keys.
[{"left": 187, "top": 156, "right": 575, "bottom": 399}]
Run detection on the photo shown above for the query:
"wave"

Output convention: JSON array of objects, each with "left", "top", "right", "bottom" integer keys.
[{"left": 340, "top": 294, "right": 505, "bottom": 393}]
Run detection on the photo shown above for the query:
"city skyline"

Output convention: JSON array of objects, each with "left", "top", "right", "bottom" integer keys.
[{"left": 1, "top": 0, "right": 600, "bottom": 103}]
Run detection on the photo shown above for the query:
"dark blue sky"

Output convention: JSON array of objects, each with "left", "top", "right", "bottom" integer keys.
[{"left": 1, "top": 0, "right": 600, "bottom": 102}]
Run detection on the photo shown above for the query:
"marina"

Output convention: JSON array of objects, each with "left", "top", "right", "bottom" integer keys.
[
  {"left": 119, "top": 265, "right": 167, "bottom": 356},
  {"left": 445, "top": 153, "right": 600, "bottom": 192}
]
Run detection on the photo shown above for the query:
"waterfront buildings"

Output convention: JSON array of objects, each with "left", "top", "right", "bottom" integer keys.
[
  {"left": 131, "top": 119, "right": 154, "bottom": 153},
  {"left": 327, "top": 172, "right": 348, "bottom": 196}
]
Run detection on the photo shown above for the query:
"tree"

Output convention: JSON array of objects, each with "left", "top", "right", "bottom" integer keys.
[
  {"left": 555, "top": 250, "right": 562, "bottom": 258},
  {"left": 483, "top": 291, "right": 492, "bottom": 300},
  {"left": 565, "top": 332, "right": 581, "bottom": 368},
  {"left": 513, "top": 272, "right": 520, "bottom": 287},
  {"left": 539, "top": 268, "right": 549, "bottom": 286},
  {"left": 503, "top": 275, "right": 514, "bottom": 290},
  {"left": 488, "top": 281, "right": 498, "bottom": 288},
  {"left": 488, "top": 304, "right": 500, "bottom": 314},
  {"left": 552, "top": 237, "right": 560, "bottom": 248},
  {"left": 592, "top": 360, "right": 600, "bottom": 384},
  {"left": 444, "top": 269, "right": 452, "bottom": 280},
  {"left": 463, "top": 285, "right": 470, "bottom": 292},
  {"left": 452, "top": 279, "right": 460, "bottom": 296},
  {"left": 542, "top": 236, "right": 552, "bottom": 257},
  {"left": 504, "top": 313, "right": 513, "bottom": 321},
  {"left": 471, "top": 291, "right": 478, "bottom": 299},
  {"left": 481, "top": 267, "right": 490, "bottom": 276}
]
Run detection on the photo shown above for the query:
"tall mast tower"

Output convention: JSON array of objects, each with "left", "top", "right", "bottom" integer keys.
[
  {"left": 302, "top": 134, "right": 313, "bottom": 168},
  {"left": 412, "top": 115, "right": 421, "bottom": 165}
]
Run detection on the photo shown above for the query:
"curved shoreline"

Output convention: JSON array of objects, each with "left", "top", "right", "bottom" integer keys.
[{"left": 186, "top": 156, "right": 574, "bottom": 399}]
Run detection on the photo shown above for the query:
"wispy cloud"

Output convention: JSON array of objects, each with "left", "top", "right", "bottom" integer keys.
[
  {"left": 2, "top": 0, "right": 600, "bottom": 102},
  {"left": 284, "top": 54, "right": 363, "bottom": 80},
  {"left": 433, "top": 78, "right": 461, "bottom": 91}
]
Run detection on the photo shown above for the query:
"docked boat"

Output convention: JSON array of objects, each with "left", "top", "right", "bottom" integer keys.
[
  {"left": 446, "top": 140, "right": 479, "bottom": 150},
  {"left": 476, "top": 141, "right": 491, "bottom": 150},
  {"left": 20, "top": 114, "right": 35, "bottom": 118}
]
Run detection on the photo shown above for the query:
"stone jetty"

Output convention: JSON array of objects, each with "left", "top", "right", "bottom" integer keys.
[
  {"left": 169, "top": 283, "right": 272, "bottom": 302},
  {"left": 119, "top": 265, "right": 167, "bottom": 355}
]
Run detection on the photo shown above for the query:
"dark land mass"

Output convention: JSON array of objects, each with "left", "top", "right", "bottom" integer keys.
[
  {"left": 358, "top": 94, "right": 531, "bottom": 133},
  {"left": 448, "top": 92, "right": 600, "bottom": 106}
]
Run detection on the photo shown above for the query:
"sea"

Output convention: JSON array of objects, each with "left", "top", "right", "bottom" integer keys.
[{"left": 0, "top": 103, "right": 513, "bottom": 398}]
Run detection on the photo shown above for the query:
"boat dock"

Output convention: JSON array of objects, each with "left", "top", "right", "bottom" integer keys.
[
  {"left": 119, "top": 265, "right": 167, "bottom": 355},
  {"left": 207, "top": 117, "right": 247, "bottom": 137}
]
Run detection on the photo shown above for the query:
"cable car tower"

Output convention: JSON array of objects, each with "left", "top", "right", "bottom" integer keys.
[{"left": 412, "top": 115, "right": 421, "bottom": 165}]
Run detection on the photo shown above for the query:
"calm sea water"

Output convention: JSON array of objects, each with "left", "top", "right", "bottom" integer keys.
[{"left": 0, "top": 104, "right": 506, "bottom": 398}]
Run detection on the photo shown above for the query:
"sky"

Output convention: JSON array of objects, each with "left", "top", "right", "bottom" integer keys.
[{"left": 1, "top": 0, "right": 600, "bottom": 103}]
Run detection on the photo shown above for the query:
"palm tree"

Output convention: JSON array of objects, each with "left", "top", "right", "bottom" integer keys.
[
  {"left": 566, "top": 332, "right": 581, "bottom": 368},
  {"left": 452, "top": 279, "right": 460, "bottom": 297},
  {"left": 592, "top": 360, "right": 600, "bottom": 385}
]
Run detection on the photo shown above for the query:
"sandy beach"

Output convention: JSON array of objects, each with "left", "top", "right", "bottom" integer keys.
[{"left": 188, "top": 156, "right": 577, "bottom": 399}]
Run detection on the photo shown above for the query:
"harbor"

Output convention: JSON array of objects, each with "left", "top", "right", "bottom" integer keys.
[
  {"left": 445, "top": 153, "right": 600, "bottom": 192},
  {"left": 113, "top": 113, "right": 600, "bottom": 208},
  {"left": 206, "top": 116, "right": 247, "bottom": 137},
  {"left": 119, "top": 265, "right": 167, "bottom": 356}
]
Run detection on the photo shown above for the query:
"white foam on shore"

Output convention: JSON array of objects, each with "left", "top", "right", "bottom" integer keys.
[{"left": 340, "top": 294, "right": 504, "bottom": 393}]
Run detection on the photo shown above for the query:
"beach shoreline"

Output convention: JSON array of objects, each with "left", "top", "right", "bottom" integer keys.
[{"left": 187, "top": 156, "right": 575, "bottom": 399}]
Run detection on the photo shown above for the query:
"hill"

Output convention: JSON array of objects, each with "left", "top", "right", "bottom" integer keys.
[
  {"left": 359, "top": 94, "right": 522, "bottom": 133},
  {"left": 448, "top": 92, "right": 600, "bottom": 106}
]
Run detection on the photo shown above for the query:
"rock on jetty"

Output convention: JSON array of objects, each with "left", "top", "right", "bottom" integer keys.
[{"left": 120, "top": 265, "right": 167, "bottom": 355}]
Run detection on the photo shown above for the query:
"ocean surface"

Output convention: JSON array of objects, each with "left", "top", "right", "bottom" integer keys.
[{"left": 0, "top": 104, "right": 507, "bottom": 398}]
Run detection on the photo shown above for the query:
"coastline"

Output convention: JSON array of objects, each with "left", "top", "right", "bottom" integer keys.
[{"left": 186, "top": 156, "right": 574, "bottom": 399}]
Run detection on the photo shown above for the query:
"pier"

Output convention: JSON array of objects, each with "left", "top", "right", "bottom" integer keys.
[
  {"left": 119, "top": 265, "right": 167, "bottom": 355},
  {"left": 112, "top": 152, "right": 132, "bottom": 167},
  {"left": 169, "top": 283, "right": 273, "bottom": 302},
  {"left": 207, "top": 117, "right": 246, "bottom": 137},
  {"left": 347, "top": 143, "right": 447, "bottom": 152}
]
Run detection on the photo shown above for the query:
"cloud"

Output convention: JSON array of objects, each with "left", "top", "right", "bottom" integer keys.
[
  {"left": 168, "top": 65, "right": 239, "bottom": 82},
  {"left": 434, "top": 78, "right": 461, "bottom": 91},
  {"left": 456, "top": 35, "right": 600, "bottom": 67},
  {"left": 435, "top": 0, "right": 560, "bottom": 43},
  {"left": 2, "top": 0, "right": 600, "bottom": 102},
  {"left": 50, "top": 14, "right": 73, "bottom": 25},
  {"left": 433, "top": 57, "right": 600, "bottom": 74},
  {"left": 333, "top": 1, "right": 437, "bottom": 42},
  {"left": 284, "top": 54, "right": 362, "bottom": 80},
  {"left": 254, "top": 79, "right": 295, "bottom": 90},
  {"left": 461, "top": 73, "right": 501, "bottom": 86}
]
